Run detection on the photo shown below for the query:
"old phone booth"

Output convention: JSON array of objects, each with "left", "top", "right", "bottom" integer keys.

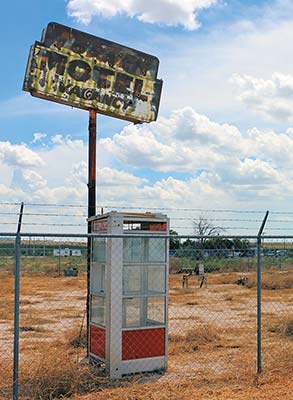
[{"left": 88, "top": 212, "right": 169, "bottom": 378}]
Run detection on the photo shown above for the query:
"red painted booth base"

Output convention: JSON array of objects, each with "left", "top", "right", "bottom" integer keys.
[
  {"left": 122, "top": 328, "right": 165, "bottom": 360},
  {"left": 90, "top": 325, "right": 106, "bottom": 359}
]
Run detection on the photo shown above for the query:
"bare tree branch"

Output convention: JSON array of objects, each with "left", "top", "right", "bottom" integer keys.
[{"left": 193, "top": 214, "right": 225, "bottom": 244}]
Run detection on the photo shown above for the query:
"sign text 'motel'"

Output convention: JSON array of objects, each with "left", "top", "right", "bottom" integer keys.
[{"left": 23, "top": 22, "right": 162, "bottom": 123}]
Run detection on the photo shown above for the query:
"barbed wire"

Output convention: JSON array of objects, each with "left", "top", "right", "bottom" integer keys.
[
  {"left": 1, "top": 201, "right": 293, "bottom": 216},
  {"left": 1, "top": 202, "right": 293, "bottom": 234},
  {"left": 1, "top": 210, "right": 293, "bottom": 223},
  {"left": 0, "top": 212, "right": 87, "bottom": 217},
  {"left": 0, "top": 222, "right": 86, "bottom": 227},
  {"left": 1, "top": 221, "right": 293, "bottom": 232},
  {"left": 0, "top": 201, "right": 286, "bottom": 214}
]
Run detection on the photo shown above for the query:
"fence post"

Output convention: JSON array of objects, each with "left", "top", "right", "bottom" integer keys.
[
  {"left": 13, "top": 234, "right": 21, "bottom": 400},
  {"left": 256, "top": 235, "right": 262, "bottom": 375},
  {"left": 13, "top": 202, "right": 24, "bottom": 400},
  {"left": 257, "top": 210, "right": 269, "bottom": 375}
]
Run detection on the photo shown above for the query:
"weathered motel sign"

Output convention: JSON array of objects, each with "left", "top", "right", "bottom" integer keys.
[{"left": 23, "top": 22, "right": 162, "bottom": 123}]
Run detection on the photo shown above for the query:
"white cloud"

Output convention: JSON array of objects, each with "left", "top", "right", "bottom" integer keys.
[
  {"left": 65, "top": 162, "right": 147, "bottom": 187},
  {"left": 97, "top": 167, "right": 147, "bottom": 186},
  {"left": 155, "top": 8, "right": 293, "bottom": 131},
  {"left": 11, "top": 169, "right": 47, "bottom": 192},
  {"left": 100, "top": 107, "right": 245, "bottom": 172},
  {"left": 0, "top": 141, "right": 44, "bottom": 168},
  {"left": 67, "top": 0, "right": 218, "bottom": 30},
  {"left": 51, "top": 134, "right": 70, "bottom": 145},
  {"left": 216, "top": 158, "right": 281, "bottom": 186},
  {"left": 98, "top": 106, "right": 293, "bottom": 204},
  {"left": 32, "top": 133, "right": 47, "bottom": 143},
  {"left": 230, "top": 72, "right": 293, "bottom": 122},
  {"left": 2, "top": 105, "right": 293, "bottom": 233},
  {"left": 0, "top": 137, "right": 149, "bottom": 208},
  {"left": 247, "top": 127, "right": 293, "bottom": 167},
  {"left": 99, "top": 107, "right": 293, "bottom": 188},
  {"left": 2, "top": 108, "right": 293, "bottom": 208}
]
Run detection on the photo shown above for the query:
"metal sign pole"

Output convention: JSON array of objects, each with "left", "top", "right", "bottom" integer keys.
[{"left": 87, "top": 110, "right": 97, "bottom": 356}]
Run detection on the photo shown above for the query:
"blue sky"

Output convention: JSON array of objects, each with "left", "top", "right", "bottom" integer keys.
[
  {"left": 0, "top": 0, "right": 281, "bottom": 143},
  {"left": 1, "top": 0, "right": 293, "bottom": 233}
]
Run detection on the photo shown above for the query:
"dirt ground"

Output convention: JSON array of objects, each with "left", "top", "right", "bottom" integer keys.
[{"left": 0, "top": 269, "right": 292, "bottom": 399}]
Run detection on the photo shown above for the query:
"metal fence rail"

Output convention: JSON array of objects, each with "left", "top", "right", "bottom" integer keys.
[{"left": 0, "top": 232, "right": 292, "bottom": 399}]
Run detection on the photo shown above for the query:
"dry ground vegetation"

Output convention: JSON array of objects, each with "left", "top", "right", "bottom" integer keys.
[{"left": 0, "top": 256, "right": 292, "bottom": 400}]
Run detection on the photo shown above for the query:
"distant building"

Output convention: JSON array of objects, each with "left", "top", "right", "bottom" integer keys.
[
  {"left": 71, "top": 249, "right": 82, "bottom": 257},
  {"left": 53, "top": 248, "right": 81, "bottom": 257}
]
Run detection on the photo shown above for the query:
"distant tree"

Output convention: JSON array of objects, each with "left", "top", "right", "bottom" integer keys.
[
  {"left": 193, "top": 214, "right": 225, "bottom": 244},
  {"left": 179, "top": 238, "right": 197, "bottom": 258},
  {"left": 169, "top": 229, "right": 180, "bottom": 250},
  {"left": 192, "top": 214, "right": 225, "bottom": 259},
  {"left": 232, "top": 238, "right": 250, "bottom": 250},
  {"left": 203, "top": 237, "right": 233, "bottom": 250}
]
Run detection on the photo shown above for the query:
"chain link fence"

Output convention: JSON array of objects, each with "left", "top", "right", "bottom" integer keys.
[{"left": 0, "top": 233, "right": 292, "bottom": 399}]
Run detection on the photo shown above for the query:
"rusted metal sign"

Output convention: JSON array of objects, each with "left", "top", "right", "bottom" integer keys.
[{"left": 23, "top": 22, "right": 163, "bottom": 123}]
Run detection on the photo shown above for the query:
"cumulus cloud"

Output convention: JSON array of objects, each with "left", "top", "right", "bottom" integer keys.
[
  {"left": 67, "top": 0, "right": 218, "bottom": 30},
  {"left": 65, "top": 162, "right": 147, "bottom": 187},
  {"left": 230, "top": 72, "right": 293, "bottom": 122},
  {"left": 98, "top": 106, "right": 293, "bottom": 203},
  {"left": 2, "top": 107, "right": 293, "bottom": 233},
  {"left": 99, "top": 107, "right": 293, "bottom": 192},
  {"left": 97, "top": 167, "right": 148, "bottom": 186},
  {"left": 0, "top": 136, "right": 150, "bottom": 209},
  {"left": 10, "top": 169, "right": 47, "bottom": 192},
  {"left": 0, "top": 141, "right": 44, "bottom": 168},
  {"left": 100, "top": 107, "right": 246, "bottom": 172}
]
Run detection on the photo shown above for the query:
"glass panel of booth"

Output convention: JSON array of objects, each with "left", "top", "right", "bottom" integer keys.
[
  {"left": 147, "top": 264, "right": 165, "bottom": 294},
  {"left": 147, "top": 297, "right": 165, "bottom": 325},
  {"left": 123, "top": 237, "right": 166, "bottom": 263},
  {"left": 123, "top": 264, "right": 143, "bottom": 294},
  {"left": 91, "top": 295, "right": 106, "bottom": 326},
  {"left": 122, "top": 297, "right": 165, "bottom": 328},
  {"left": 92, "top": 237, "right": 106, "bottom": 263},
  {"left": 148, "top": 238, "right": 166, "bottom": 262},
  {"left": 123, "top": 237, "right": 144, "bottom": 262},
  {"left": 91, "top": 262, "right": 105, "bottom": 294},
  {"left": 123, "top": 264, "right": 166, "bottom": 295},
  {"left": 123, "top": 298, "right": 141, "bottom": 327}
]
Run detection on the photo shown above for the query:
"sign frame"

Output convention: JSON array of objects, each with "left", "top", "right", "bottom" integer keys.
[{"left": 23, "top": 22, "right": 163, "bottom": 124}]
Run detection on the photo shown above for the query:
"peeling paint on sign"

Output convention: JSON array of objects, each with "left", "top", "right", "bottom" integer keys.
[{"left": 23, "top": 22, "right": 163, "bottom": 123}]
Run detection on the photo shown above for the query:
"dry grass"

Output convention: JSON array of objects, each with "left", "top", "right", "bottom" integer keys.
[
  {"left": 169, "top": 325, "right": 221, "bottom": 355},
  {"left": 19, "top": 344, "right": 101, "bottom": 399},
  {"left": 1, "top": 268, "right": 292, "bottom": 400},
  {"left": 68, "top": 368, "right": 293, "bottom": 400},
  {"left": 67, "top": 326, "right": 87, "bottom": 349},
  {"left": 283, "top": 318, "right": 293, "bottom": 337},
  {"left": 267, "top": 317, "right": 293, "bottom": 338},
  {"left": 247, "top": 270, "right": 293, "bottom": 290},
  {"left": 17, "top": 329, "right": 157, "bottom": 400}
]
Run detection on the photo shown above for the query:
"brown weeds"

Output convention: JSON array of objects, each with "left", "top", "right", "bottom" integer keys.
[
  {"left": 169, "top": 325, "right": 221, "bottom": 355},
  {"left": 247, "top": 270, "right": 293, "bottom": 290},
  {"left": 19, "top": 346, "right": 100, "bottom": 400}
]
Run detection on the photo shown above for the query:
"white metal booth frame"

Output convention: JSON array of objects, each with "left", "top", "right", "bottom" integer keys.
[{"left": 88, "top": 212, "right": 169, "bottom": 378}]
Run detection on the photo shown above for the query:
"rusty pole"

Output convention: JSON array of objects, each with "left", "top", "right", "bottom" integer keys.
[{"left": 87, "top": 109, "right": 97, "bottom": 356}]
